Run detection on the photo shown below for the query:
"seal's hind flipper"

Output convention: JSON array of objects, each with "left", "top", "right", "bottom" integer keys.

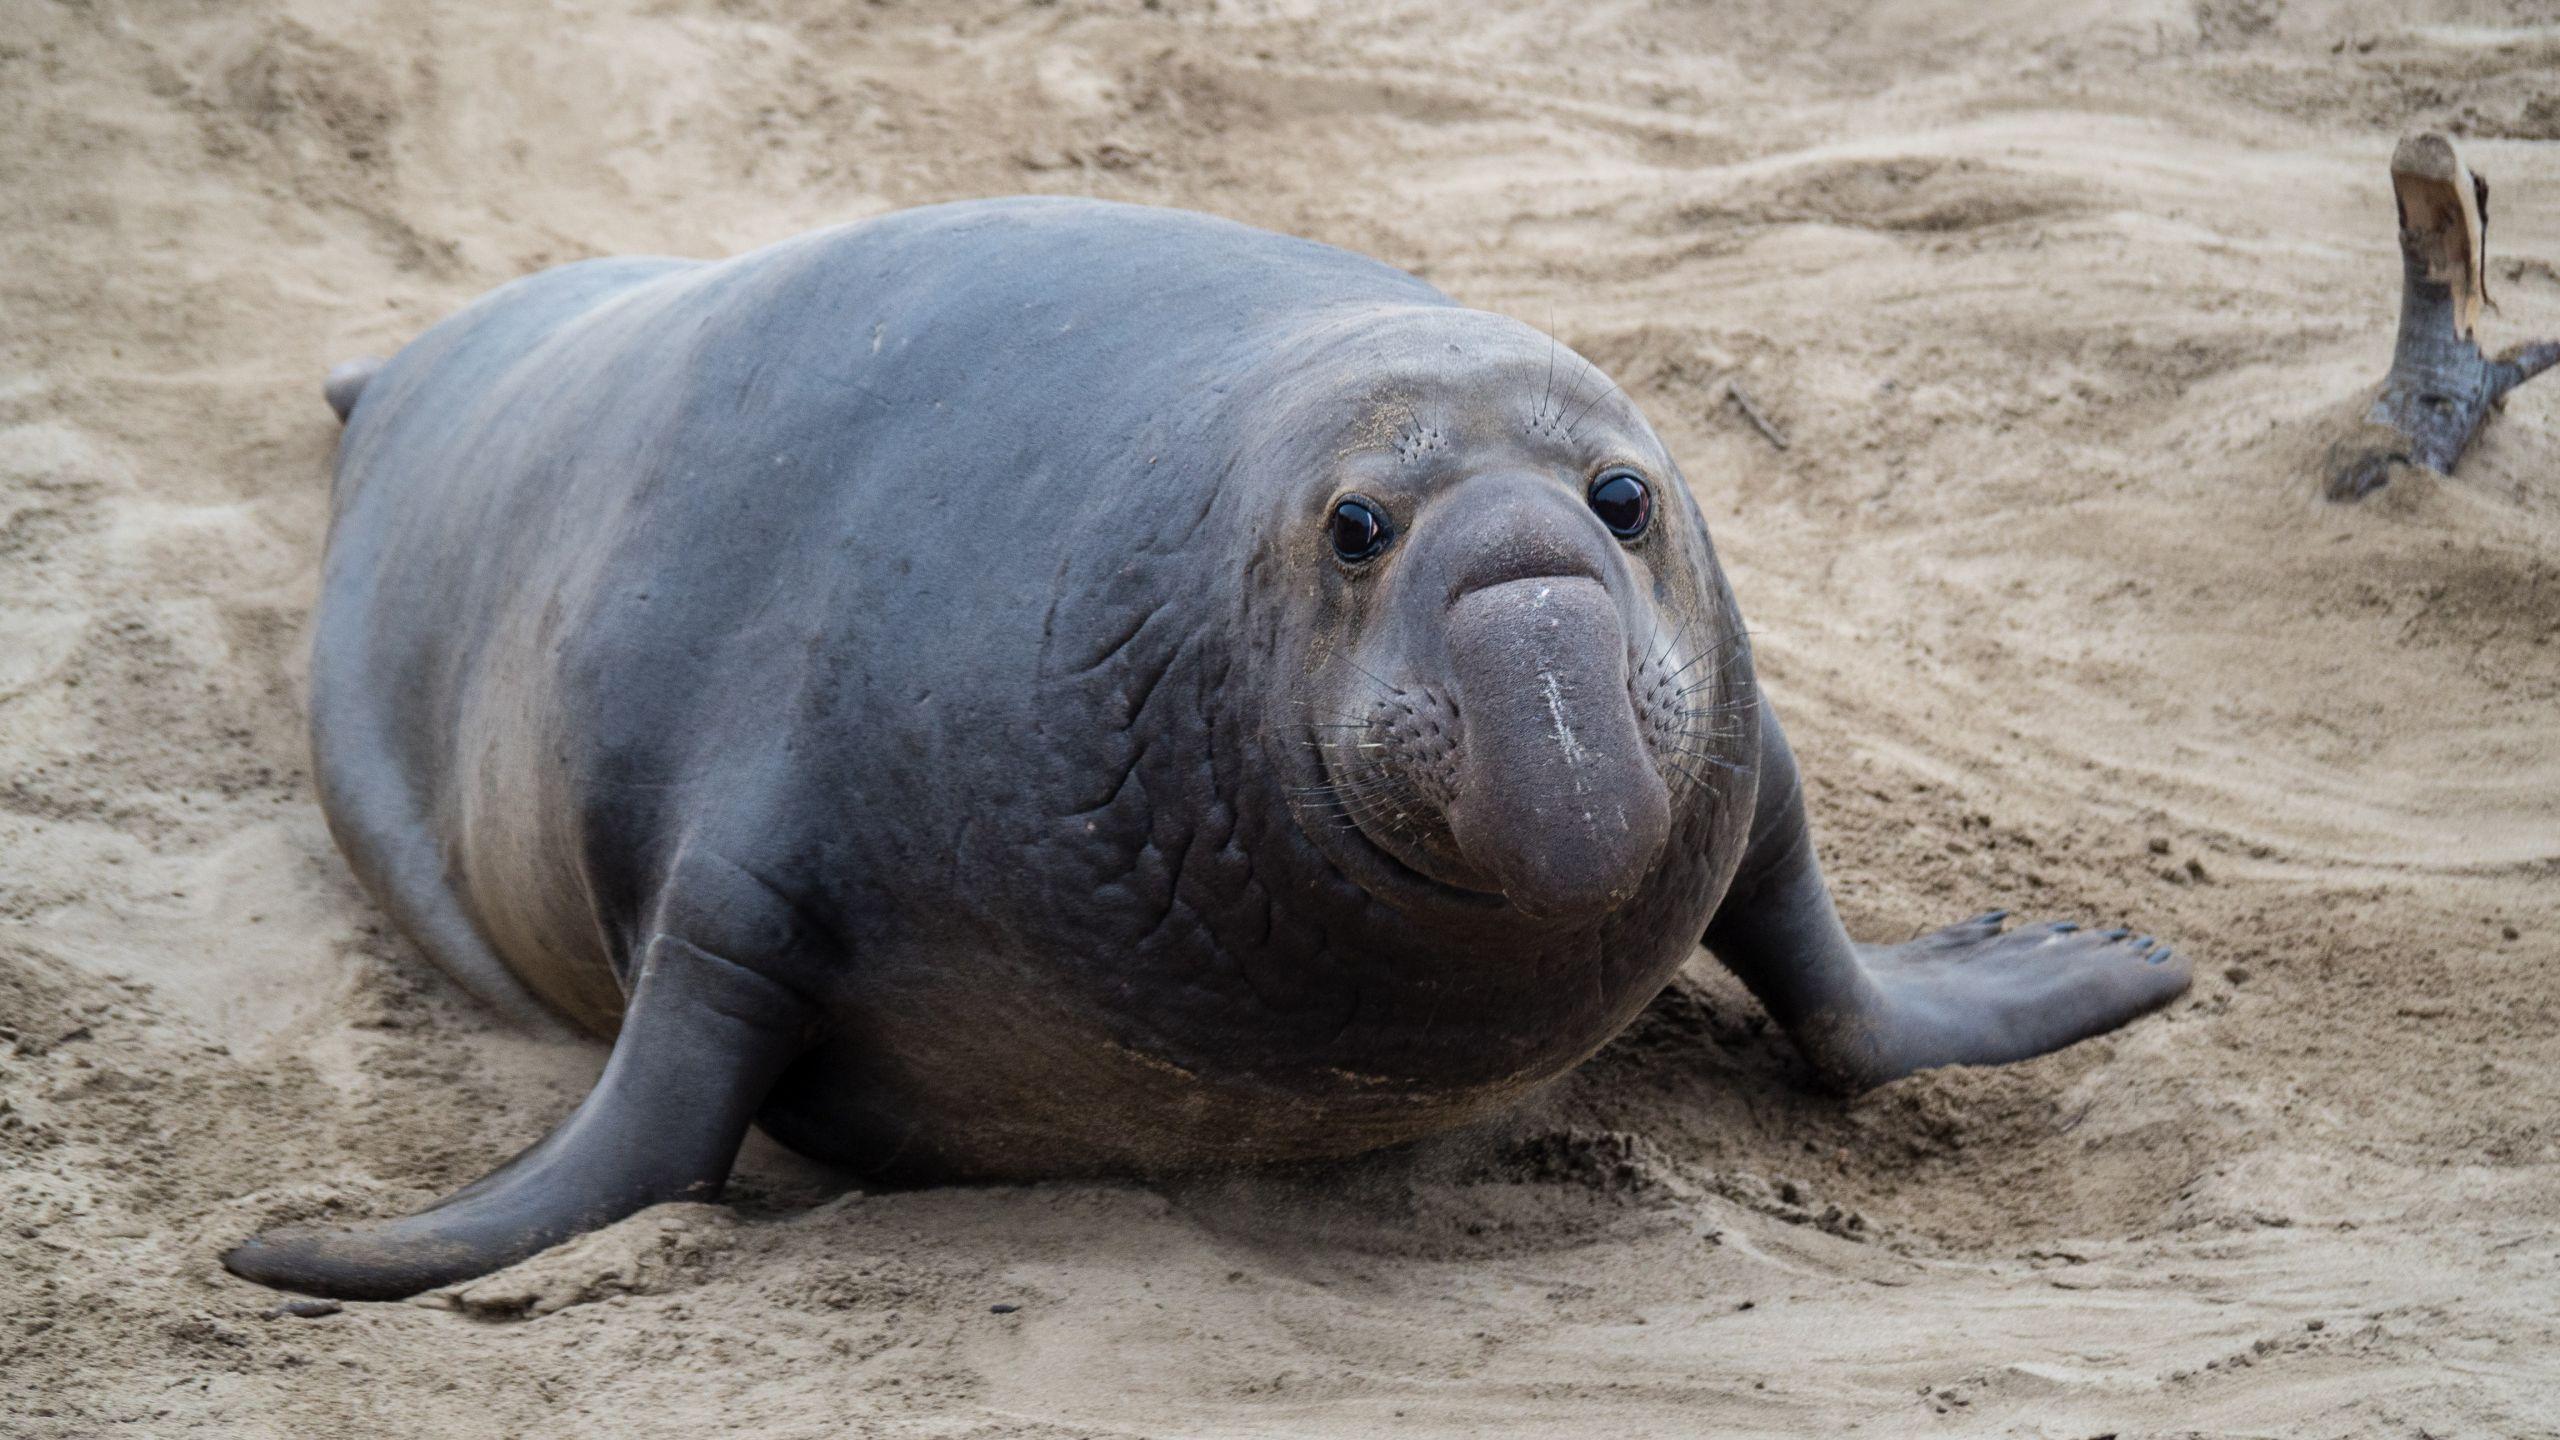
[
  {"left": 323, "top": 356, "right": 387, "bottom": 424},
  {"left": 222, "top": 937, "right": 814, "bottom": 1301}
]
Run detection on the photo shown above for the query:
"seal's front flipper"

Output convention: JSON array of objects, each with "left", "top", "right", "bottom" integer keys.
[
  {"left": 1703, "top": 710, "right": 2191, "bottom": 1092},
  {"left": 223, "top": 937, "right": 813, "bottom": 1300}
]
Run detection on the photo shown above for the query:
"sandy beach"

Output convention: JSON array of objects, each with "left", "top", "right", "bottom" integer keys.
[{"left": 5, "top": 0, "right": 2558, "bottom": 1434}]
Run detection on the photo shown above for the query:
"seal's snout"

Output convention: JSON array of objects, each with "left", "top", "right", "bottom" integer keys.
[{"left": 1441, "top": 575, "right": 1670, "bottom": 920}]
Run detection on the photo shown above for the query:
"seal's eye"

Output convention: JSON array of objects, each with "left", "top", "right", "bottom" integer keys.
[
  {"left": 1329, "top": 495, "right": 1393, "bottom": 563},
  {"left": 1587, "top": 469, "right": 1652, "bottom": 541}
]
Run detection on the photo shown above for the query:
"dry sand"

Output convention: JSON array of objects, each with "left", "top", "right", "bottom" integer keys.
[{"left": 6, "top": 0, "right": 2560, "bottom": 1435}]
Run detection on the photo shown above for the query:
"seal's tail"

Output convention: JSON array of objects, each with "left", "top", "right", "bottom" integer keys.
[{"left": 323, "top": 356, "right": 388, "bottom": 423}]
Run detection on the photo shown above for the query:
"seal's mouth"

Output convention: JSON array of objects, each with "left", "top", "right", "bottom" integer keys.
[
  {"left": 1299, "top": 704, "right": 1510, "bottom": 911},
  {"left": 1310, "top": 762, "right": 1512, "bottom": 911}
]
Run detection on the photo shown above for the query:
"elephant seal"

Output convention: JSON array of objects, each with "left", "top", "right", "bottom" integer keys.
[{"left": 226, "top": 198, "right": 2189, "bottom": 1300}]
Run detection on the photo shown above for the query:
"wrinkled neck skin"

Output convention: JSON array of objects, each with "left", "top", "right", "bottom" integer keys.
[{"left": 1208, "top": 305, "right": 1762, "bottom": 1089}]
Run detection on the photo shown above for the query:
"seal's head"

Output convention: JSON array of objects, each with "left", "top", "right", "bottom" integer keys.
[{"left": 1248, "top": 307, "right": 1753, "bottom": 926}]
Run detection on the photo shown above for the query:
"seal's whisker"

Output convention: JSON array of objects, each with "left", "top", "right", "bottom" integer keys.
[
  {"left": 1661, "top": 745, "right": 1744, "bottom": 773},
  {"left": 1323, "top": 767, "right": 1413, "bottom": 799},
  {"left": 1661, "top": 735, "right": 1739, "bottom": 757},
  {"left": 1675, "top": 654, "right": 1754, "bottom": 698},
  {"left": 1556, "top": 351, "right": 1617, "bottom": 430},
  {"left": 1295, "top": 763, "right": 1409, "bottom": 794},
  {"left": 1309, "top": 786, "right": 1407, "bottom": 810},
  {"left": 1333, "top": 787, "right": 1420, "bottom": 836},
  {"left": 1280, "top": 696, "right": 1382, "bottom": 722},
  {"left": 1299, "top": 746, "right": 1436, "bottom": 843},
  {"left": 1538, "top": 321, "right": 1559, "bottom": 427},
  {"left": 1673, "top": 691, "right": 1763, "bottom": 720},
  {"left": 1635, "top": 603, "right": 1693, "bottom": 680},
  {"left": 1342, "top": 657, "right": 1405, "bottom": 705},
  {"left": 1672, "top": 735, "right": 1744, "bottom": 756},
  {"left": 1658, "top": 609, "right": 1698, "bottom": 675},
  {"left": 1290, "top": 774, "right": 1406, "bottom": 799},
  {"left": 1298, "top": 796, "right": 1398, "bottom": 823},
  {"left": 1550, "top": 345, "right": 1599, "bottom": 435},
  {"left": 1662, "top": 762, "right": 1711, "bottom": 792},
  {"left": 1669, "top": 727, "right": 1751, "bottom": 753},
  {"left": 1300, "top": 771, "right": 1393, "bottom": 792},
  {"left": 1662, "top": 645, "right": 1720, "bottom": 686},
  {"left": 1664, "top": 628, "right": 1754, "bottom": 686}
]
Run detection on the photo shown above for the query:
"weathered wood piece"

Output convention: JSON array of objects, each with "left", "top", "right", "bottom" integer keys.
[{"left": 2326, "top": 133, "right": 2560, "bottom": 501}]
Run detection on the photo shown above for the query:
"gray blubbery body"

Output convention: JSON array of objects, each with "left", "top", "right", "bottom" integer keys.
[{"left": 232, "top": 199, "right": 2188, "bottom": 1300}]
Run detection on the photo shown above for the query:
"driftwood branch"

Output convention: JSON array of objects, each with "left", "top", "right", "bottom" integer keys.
[
  {"left": 2327, "top": 133, "right": 2560, "bottom": 500},
  {"left": 1723, "top": 377, "right": 1789, "bottom": 450}
]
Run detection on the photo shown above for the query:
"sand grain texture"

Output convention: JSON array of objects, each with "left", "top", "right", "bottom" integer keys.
[{"left": 5, "top": 1, "right": 2558, "bottom": 1435}]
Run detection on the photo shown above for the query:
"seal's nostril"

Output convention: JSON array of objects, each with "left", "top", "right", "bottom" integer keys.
[{"left": 1412, "top": 476, "right": 1618, "bottom": 609}]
